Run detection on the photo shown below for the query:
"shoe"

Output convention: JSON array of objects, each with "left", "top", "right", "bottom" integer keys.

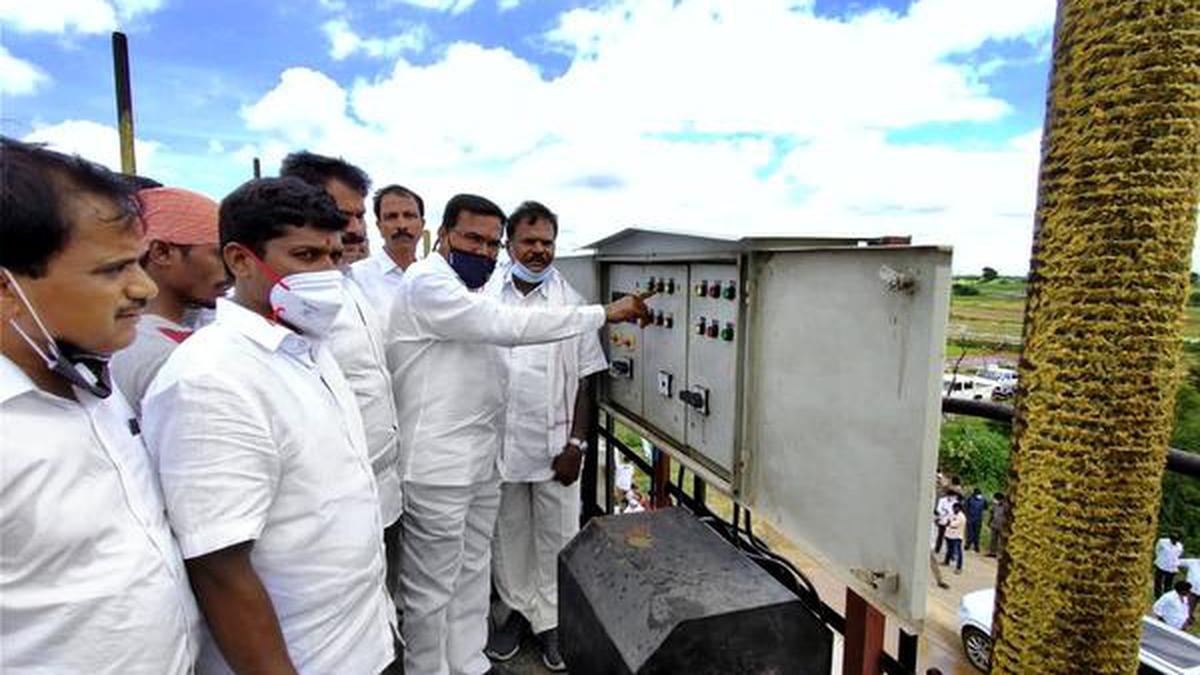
[
  {"left": 485, "top": 666, "right": 512, "bottom": 675},
  {"left": 954, "top": 568, "right": 963, "bottom": 575},
  {"left": 538, "top": 628, "right": 566, "bottom": 672},
  {"left": 485, "top": 612, "right": 528, "bottom": 662},
  {"left": 937, "top": 581, "right": 950, "bottom": 589}
]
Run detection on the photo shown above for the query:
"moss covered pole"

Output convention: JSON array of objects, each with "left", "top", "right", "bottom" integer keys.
[{"left": 991, "top": 1, "right": 1200, "bottom": 673}]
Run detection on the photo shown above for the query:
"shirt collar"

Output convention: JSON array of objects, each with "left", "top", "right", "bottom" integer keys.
[
  {"left": 215, "top": 297, "right": 312, "bottom": 356},
  {"left": 503, "top": 264, "right": 555, "bottom": 299},
  {"left": 373, "top": 250, "right": 404, "bottom": 276},
  {"left": 0, "top": 353, "right": 37, "bottom": 404}
]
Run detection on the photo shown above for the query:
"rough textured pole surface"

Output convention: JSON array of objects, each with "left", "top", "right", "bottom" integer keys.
[
  {"left": 992, "top": 1, "right": 1200, "bottom": 673},
  {"left": 112, "top": 32, "right": 136, "bottom": 175}
]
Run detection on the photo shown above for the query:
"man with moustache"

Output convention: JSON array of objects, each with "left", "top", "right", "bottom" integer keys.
[
  {"left": 111, "top": 187, "right": 228, "bottom": 416},
  {"left": 388, "top": 193, "right": 652, "bottom": 675},
  {"left": 0, "top": 137, "right": 200, "bottom": 674},
  {"left": 280, "top": 151, "right": 372, "bottom": 265},
  {"left": 353, "top": 184, "right": 425, "bottom": 313},
  {"left": 484, "top": 201, "right": 607, "bottom": 671}
]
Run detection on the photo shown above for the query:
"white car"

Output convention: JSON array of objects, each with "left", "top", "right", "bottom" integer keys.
[{"left": 959, "top": 588, "right": 1200, "bottom": 673}]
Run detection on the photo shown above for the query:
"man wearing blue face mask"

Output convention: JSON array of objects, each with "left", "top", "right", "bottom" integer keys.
[
  {"left": 0, "top": 137, "right": 201, "bottom": 674},
  {"left": 388, "top": 194, "right": 652, "bottom": 675},
  {"left": 484, "top": 201, "right": 606, "bottom": 671},
  {"left": 142, "top": 177, "right": 398, "bottom": 675}
]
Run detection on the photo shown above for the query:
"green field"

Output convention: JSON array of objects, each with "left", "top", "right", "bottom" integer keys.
[{"left": 948, "top": 276, "right": 1200, "bottom": 352}]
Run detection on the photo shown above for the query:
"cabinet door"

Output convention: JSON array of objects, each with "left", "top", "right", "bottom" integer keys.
[{"left": 740, "top": 246, "right": 951, "bottom": 626}]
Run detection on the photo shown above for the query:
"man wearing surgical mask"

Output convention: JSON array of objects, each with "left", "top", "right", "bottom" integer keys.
[
  {"left": 0, "top": 137, "right": 201, "bottom": 674},
  {"left": 388, "top": 193, "right": 653, "bottom": 675},
  {"left": 142, "top": 177, "right": 398, "bottom": 674},
  {"left": 484, "top": 201, "right": 606, "bottom": 671}
]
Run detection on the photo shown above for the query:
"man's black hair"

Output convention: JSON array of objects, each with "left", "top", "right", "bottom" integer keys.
[
  {"left": 124, "top": 174, "right": 162, "bottom": 191},
  {"left": 505, "top": 200, "right": 558, "bottom": 240},
  {"left": 1176, "top": 580, "right": 1193, "bottom": 594},
  {"left": 441, "top": 193, "right": 505, "bottom": 232},
  {"left": 219, "top": 177, "right": 347, "bottom": 256},
  {"left": 373, "top": 184, "right": 425, "bottom": 220},
  {"left": 1, "top": 136, "right": 140, "bottom": 278},
  {"left": 279, "top": 150, "right": 371, "bottom": 196}
]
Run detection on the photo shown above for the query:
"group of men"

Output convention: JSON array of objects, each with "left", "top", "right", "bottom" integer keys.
[
  {"left": 0, "top": 137, "right": 654, "bottom": 675},
  {"left": 929, "top": 480, "right": 1008, "bottom": 585}
]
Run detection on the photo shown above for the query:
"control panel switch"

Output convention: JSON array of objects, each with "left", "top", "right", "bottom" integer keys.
[
  {"left": 609, "top": 358, "right": 634, "bottom": 379},
  {"left": 679, "top": 386, "right": 710, "bottom": 416},
  {"left": 657, "top": 371, "right": 673, "bottom": 398}
]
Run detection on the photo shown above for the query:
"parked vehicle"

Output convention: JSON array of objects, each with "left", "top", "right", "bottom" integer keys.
[
  {"left": 959, "top": 588, "right": 1200, "bottom": 673},
  {"left": 976, "top": 364, "right": 1018, "bottom": 398},
  {"left": 942, "top": 374, "right": 997, "bottom": 401}
]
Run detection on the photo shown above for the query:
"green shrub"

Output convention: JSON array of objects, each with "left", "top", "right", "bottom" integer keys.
[
  {"left": 952, "top": 283, "right": 981, "bottom": 297},
  {"left": 939, "top": 417, "right": 1011, "bottom": 495}
]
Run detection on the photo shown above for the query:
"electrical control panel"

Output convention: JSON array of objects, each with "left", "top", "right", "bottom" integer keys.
[
  {"left": 601, "top": 262, "right": 741, "bottom": 474},
  {"left": 560, "top": 228, "right": 952, "bottom": 628}
]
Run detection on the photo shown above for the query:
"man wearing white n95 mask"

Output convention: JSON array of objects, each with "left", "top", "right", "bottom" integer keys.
[
  {"left": 483, "top": 201, "right": 606, "bottom": 671},
  {"left": 388, "top": 193, "right": 652, "bottom": 675},
  {"left": 142, "top": 177, "right": 397, "bottom": 675},
  {"left": 0, "top": 137, "right": 201, "bottom": 674}
]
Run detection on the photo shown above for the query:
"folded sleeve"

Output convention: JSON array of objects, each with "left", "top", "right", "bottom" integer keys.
[{"left": 142, "top": 374, "right": 280, "bottom": 559}]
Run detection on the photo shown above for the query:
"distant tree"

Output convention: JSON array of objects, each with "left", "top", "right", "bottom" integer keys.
[
  {"left": 981, "top": 267, "right": 999, "bottom": 281},
  {"left": 1191, "top": 271, "right": 1198, "bottom": 284},
  {"left": 952, "top": 283, "right": 981, "bottom": 297}
]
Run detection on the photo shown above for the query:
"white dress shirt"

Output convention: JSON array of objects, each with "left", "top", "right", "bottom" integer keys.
[
  {"left": 0, "top": 355, "right": 200, "bottom": 674},
  {"left": 111, "top": 313, "right": 194, "bottom": 417},
  {"left": 1154, "top": 590, "right": 1191, "bottom": 629},
  {"left": 386, "top": 253, "right": 606, "bottom": 486},
  {"left": 326, "top": 276, "right": 403, "bottom": 526},
  {"left": 1157, "top": 537, "right": 1184, "bottom": 572},
  {"left": 352, "top": 249, "right": 408, "bottom": 319},
  {"left": 143, "top": 298, "right": 394, "bottom": 675},
  {"left": 486, "top": 266, "right": 607, "bottom": 482}
]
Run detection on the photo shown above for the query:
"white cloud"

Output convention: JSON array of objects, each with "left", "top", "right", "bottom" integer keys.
[
  {"left": 228, "top": 0, "right": 1067, "bottom": 272},
  {"left": 497, "top": 0, "right": 520, "bottom": 10},
  {"left": 22, "top": 119, "right": 162, "bottom": 173},
  {"left": 381, "top": 0, "right": 476, "bottom": 15},
  {"left": 322, "top": 18, "right": 429, "bottom": 61},
  {"left": 0, "top": 0, "right": 163, "bottom": 33},
  {"left": 0, "top": 45, "right": 50, "bottom": 96}
]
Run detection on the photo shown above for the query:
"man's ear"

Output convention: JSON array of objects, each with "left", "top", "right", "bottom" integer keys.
[
  {"left": 223, "top": 242, "right": 252, "bottom": 281},
  {"left": 145, "top": 240, "right": 175, "bottom": 268}
]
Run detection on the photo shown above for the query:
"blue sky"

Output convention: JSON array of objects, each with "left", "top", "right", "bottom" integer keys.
[{"left": 0, "top": 0, "right": 1099, "bottom": 273}]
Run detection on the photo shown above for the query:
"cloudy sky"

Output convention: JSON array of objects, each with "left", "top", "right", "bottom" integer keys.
[{"left": 0, "top": 0, "right": 1110, "bottom": 273}]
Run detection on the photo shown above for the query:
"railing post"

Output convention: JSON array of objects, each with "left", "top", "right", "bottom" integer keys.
[{"left": 843, "top": 589, "right": 886, "bottom": 675}]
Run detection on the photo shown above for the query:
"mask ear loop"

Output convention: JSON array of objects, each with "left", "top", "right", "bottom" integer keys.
[
  {"left": 241, "top": 248, "right": 289, "bottom": 323},
  {"left": 2, "top": 268, "right": 63, "bottom": 367}
]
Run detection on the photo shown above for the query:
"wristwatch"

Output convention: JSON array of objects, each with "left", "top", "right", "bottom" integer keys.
[{"left": 568, "top": 437, "right": 588, "bottom": 451}]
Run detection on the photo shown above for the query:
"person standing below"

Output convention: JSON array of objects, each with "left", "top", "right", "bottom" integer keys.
[
  {"left": 942, "top": 503, "right": 967, "bottom": 574},
  {"left": 963, "top": 488, "right": 988, "bottom": 554},
  {"left": 111, "top": 187, "right": 228, "bottom": 416},
  {"left": 283, "top": 154, "right": 405, "bottom": 603},
  {"left": 142, "top": 177, "right": 397, "bottom": 674},
  {"left": 280, "top": 151, "right": 372, "bottom": 265},
  {"left": 387, "top": 193, "right": 652, "bottom": 675},
  {"left": 1156, "top": 533, "right": 1186, "bottom": 598},
  {"left": 484, "top": 202, "right": 608, "bottom": 671},
  {"left": 353, "top": 184, "right": 425, "bottom": 314},
  {"left": 934, "top": 489, "right": 959, "bottom": 554},
  {"left": 0, "top": 137, "right": 200, "bottom": 673},
  {"left": 1154, "top": 580, "right": 1193, "bottom": 630},
  {"left": 987, "top": 492, "right": 1009, "bottom": 558}
]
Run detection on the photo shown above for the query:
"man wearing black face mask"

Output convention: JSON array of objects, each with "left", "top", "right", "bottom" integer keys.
[
  {"left": 387, "top": 193, "right": 653, "bottom": 675},
  {"left": 142, "top": 177, "right": 397, "bottom": 675},
  {"left": 0, "top": 137, "right": 201, "bottom": 673}
]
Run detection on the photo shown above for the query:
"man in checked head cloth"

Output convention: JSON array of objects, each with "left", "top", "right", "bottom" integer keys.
[{"left": 111, "top": 186, "right": 228, "bottom": 416}]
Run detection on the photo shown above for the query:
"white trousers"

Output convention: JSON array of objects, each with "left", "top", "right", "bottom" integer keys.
[
  {"left": 491, "top": 479, "right": 580, "bottom": 634},
  {"left": 400, "top": 480, "right": 501, "bottom": 675}
]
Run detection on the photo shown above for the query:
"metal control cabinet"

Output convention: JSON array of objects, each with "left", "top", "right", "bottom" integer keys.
[{"left": 557, "top": 228, "right": 952, "bottom": 627}]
